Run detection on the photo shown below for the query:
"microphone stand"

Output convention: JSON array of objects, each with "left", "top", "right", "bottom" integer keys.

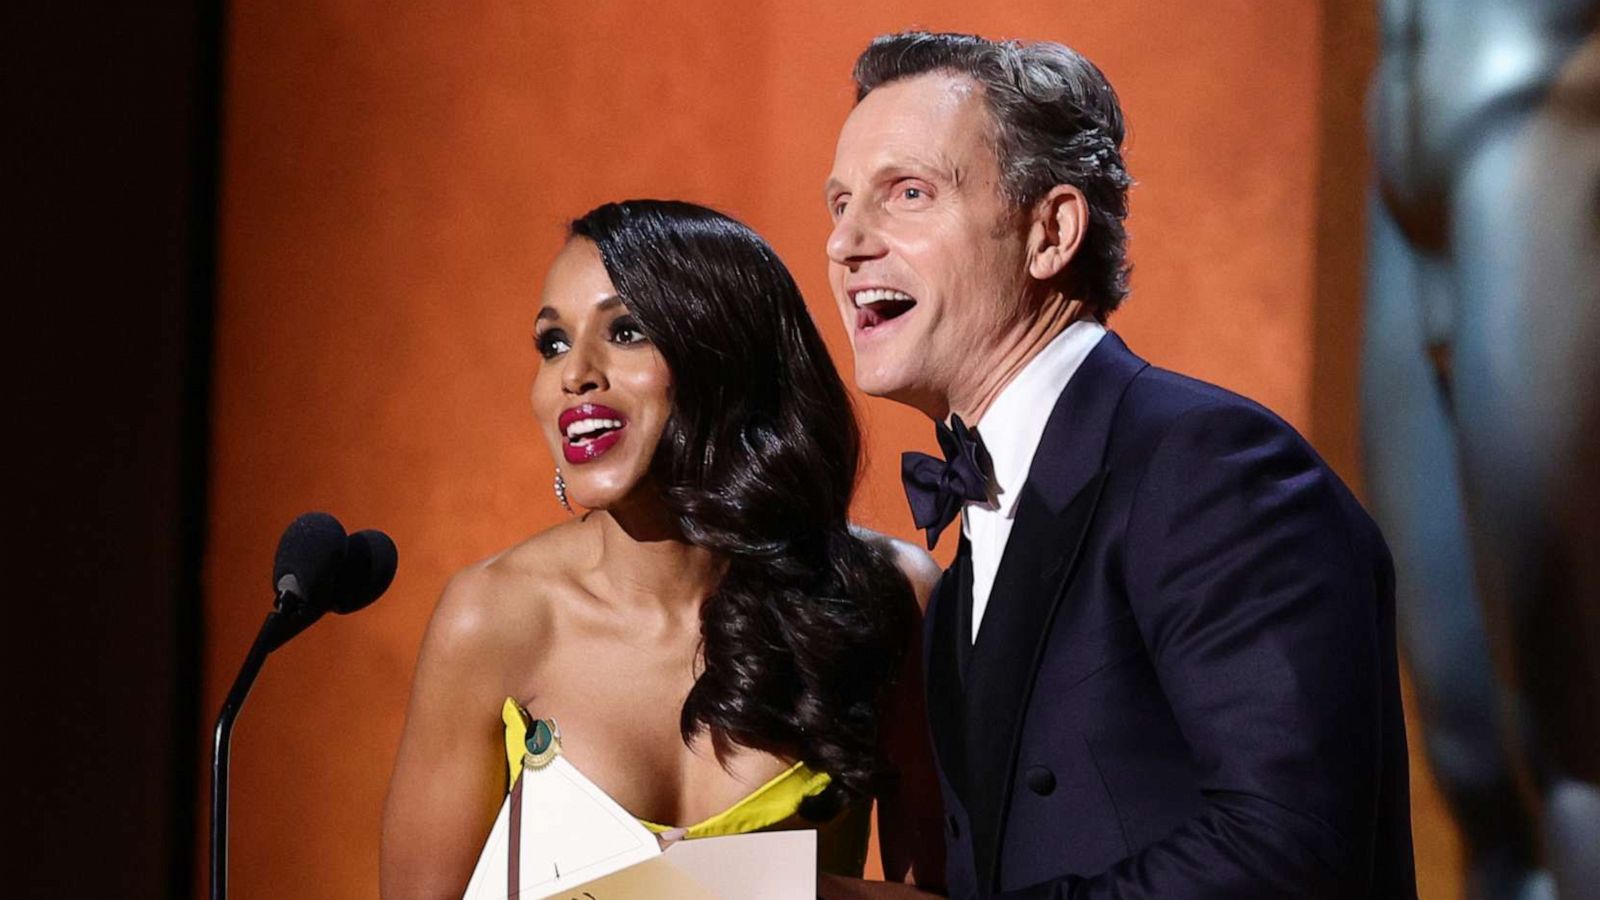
[{"left": 210, "top": 598, "right": 315, "bottom": 900}]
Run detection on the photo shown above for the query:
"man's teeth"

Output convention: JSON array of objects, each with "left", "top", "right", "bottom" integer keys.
[
  {"left": 565, "top": 418, "right": 623, "bottom": 441},
  {"left": 852, "top": 288, "right": 916, "bottom": 309}
]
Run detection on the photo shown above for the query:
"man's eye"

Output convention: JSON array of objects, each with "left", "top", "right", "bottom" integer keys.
[
  {"left": 535, "top": 331, "right": 570, "bottom": 359},
  {"left": 831, "top": 198, "right": 848, "bottom": 218},
  {"left": 902, "top": 186, "right": 925, "bottom": 201}
]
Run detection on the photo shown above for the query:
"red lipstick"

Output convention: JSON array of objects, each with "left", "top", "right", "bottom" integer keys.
[{"left": 558, "top": 402, "right": 628, "bottom": 464}]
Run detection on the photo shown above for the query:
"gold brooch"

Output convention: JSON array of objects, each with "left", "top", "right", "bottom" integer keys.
[{"left": 523, "top": 717, "right": 562, "bottom": 770}]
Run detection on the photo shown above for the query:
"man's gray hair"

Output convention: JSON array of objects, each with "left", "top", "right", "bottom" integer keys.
[{"left": 852, "top": 31, "right": 1133, "bottom": 314}]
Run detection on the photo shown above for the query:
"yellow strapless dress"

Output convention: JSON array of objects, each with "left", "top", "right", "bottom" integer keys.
[{"left": 499, "top": 698, "right": 870, "bottom": 876}]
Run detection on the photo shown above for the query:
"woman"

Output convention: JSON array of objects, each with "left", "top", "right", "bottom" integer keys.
[{"left": 380, "top": 200, "right": 945, "bottom": 898}]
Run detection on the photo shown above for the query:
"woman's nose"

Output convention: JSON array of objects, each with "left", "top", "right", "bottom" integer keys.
[{"left": 560, "top": 343, "right": 607, "bottom": 395}]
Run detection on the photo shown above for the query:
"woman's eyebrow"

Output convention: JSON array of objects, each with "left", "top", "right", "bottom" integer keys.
[{"left": 537, "top": 295, "right": 622, "bottom": 322}]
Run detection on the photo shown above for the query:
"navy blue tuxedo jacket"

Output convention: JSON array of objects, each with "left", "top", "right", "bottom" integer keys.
[{"left": 925, "top": 333, "right": 1416, "bottom": 898}]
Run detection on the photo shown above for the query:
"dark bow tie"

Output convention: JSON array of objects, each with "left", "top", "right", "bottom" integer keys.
[{"left": 901, "top": 414, "right": 992, "bottom": 549}]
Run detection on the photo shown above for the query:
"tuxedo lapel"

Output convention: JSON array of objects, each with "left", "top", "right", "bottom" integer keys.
[
  {"left": 954, "top": 540, "right": 975, "bottom": 681},
  {"left": 923, "top": 535, "right": 970, "bottom": 800},
  {"left": 962, "top": 332, "right": 1148, "bottom": 892}
]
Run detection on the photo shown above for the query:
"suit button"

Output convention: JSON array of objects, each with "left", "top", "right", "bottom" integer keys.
[
  {"left": 1025, "top": 765, "right": 1056, "bottom": 796},
  {"left": 947, "top": 814, "right": 961, "bottom": 838}
]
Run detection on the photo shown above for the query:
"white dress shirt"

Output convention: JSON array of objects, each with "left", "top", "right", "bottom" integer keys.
[{"left": 963, "top": 321, "right": 1106, "bottom": 641}]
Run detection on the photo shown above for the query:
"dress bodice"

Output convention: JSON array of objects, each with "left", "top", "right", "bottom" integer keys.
[{"left": 499, "top": 698, "right": 871, "bottom": 876}]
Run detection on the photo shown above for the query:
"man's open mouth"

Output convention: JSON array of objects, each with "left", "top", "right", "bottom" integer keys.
[
  {"left": 852, "top": 287, "right": 917, "bottom": 332},
  {"left": 558, "top": 403, "right": 627, "bottom": 463}
]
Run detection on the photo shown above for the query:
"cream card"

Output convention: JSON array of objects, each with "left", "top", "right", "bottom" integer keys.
[{"left": 461, "top": 756, "right": 817, "bottom": 899}]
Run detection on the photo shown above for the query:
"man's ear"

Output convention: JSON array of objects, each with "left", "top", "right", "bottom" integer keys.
[{"left": 1027, "top": 185, "right": 1088, "bottom": 282}]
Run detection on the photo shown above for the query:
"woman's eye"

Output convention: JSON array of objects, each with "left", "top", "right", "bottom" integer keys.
[
  {"left": 535, "top": 331, "right": 570, "bottom": 359},
  {"left": 610, "top": 317, "right": 648, "bottom": 345}
]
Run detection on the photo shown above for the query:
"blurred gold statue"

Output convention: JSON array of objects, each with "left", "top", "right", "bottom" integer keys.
[{"left": 1365, "top": 1, "right": 1600, "bottom": 896}]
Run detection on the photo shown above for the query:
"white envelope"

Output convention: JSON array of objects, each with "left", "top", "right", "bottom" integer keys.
[{"left": 461, "top": 755, "right": 817, "bottom": 899}]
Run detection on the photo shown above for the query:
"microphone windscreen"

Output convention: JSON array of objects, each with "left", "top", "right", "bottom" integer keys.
[
  {"left": 332, "top": 528, "right": 397, "bottom": 614},
  {"left": 272, "top": 512, "right": 348, "bottom": 600}
]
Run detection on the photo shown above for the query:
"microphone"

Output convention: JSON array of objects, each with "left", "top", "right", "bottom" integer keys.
[
  {"left": 262, "top": 512, "right": 349, "bottom": 651},
  {"left": 258, "top": 514, "right": 398, "bottom": 651},
  {"left": 331, "top": 528, "right": 398, "bottom": 614},
  {"left": 211, "top": 512, "right": 398, "bottom": 900},
  {"left": 271, "top": 510, "right": 347, "bottom": 605}
]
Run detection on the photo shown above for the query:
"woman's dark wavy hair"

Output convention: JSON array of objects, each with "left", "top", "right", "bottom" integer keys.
[{"left": 569, "top": 200, "right": 915, "bottom": 805}]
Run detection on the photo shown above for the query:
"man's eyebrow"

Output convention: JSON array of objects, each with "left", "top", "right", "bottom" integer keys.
[
  {"left": 938, "top": 153, "right": 965, "bottom": 187},
  {"left": 906, "top": 153, "right": 962, "bottom": 184},
  {"left": 823, "top": 177, "right": 846, "bottom": 200},
  {"left": 841, "top": 156, "right": 962, "bottom": 190}
]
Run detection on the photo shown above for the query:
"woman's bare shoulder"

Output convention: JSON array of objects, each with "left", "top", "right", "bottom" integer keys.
[
  {"left": 423, "top": 520, "right": 595, "bottom": 669},
  {"left": 850, "top": 524, "right": 943, "bottom": 610}
]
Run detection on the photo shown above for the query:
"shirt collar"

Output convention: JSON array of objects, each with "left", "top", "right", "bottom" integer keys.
[{"left": 970, "top": 321, "right": 1107, "bottom": 518}]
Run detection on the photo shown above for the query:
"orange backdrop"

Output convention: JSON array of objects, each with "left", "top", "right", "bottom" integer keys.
[{"left": 203, "top": 1, "right": 1457, "bottom": 896}]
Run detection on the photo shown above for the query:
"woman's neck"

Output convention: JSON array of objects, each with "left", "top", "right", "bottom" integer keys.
[{"left": 584, "top": 502, "right": 723, "bottom": 617}]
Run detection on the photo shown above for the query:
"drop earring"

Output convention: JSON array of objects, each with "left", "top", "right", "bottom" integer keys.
[{"left": 553, "top": 468, "right": 573, "bottom": 514}]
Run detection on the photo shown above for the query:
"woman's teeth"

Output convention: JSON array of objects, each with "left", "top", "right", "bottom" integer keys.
[{"left": 565, "top": 417, "right": 623, "bottom": 444}]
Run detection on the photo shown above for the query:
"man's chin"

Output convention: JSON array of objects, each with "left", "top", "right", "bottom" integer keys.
[
  {"left": 851, "top": 361, "right": 903, "bottom": 399},
  {"left": 852, "top": 361, "right": 929, "bottom": 410}
]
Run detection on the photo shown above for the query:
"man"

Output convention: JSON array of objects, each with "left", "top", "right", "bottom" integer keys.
[{"left": 824, "top": 32, "right": 1416, "bottom": 898}]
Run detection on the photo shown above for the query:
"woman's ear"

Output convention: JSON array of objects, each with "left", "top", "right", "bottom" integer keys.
[{"left": 1027, "top": 184, "right": 1088, "bottom": 282}]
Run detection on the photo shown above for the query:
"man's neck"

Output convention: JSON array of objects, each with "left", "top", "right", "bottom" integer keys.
[{"left": 946, "top": 298, "right": 1090, "bottom": 425}]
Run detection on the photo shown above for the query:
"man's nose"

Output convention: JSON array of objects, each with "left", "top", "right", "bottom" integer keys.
[
  {"left": 561, "top": 343, "right": 607, "bottom": 395},
  {"left": 826, "top": 207, "right": 886, "bottom": 268}
]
